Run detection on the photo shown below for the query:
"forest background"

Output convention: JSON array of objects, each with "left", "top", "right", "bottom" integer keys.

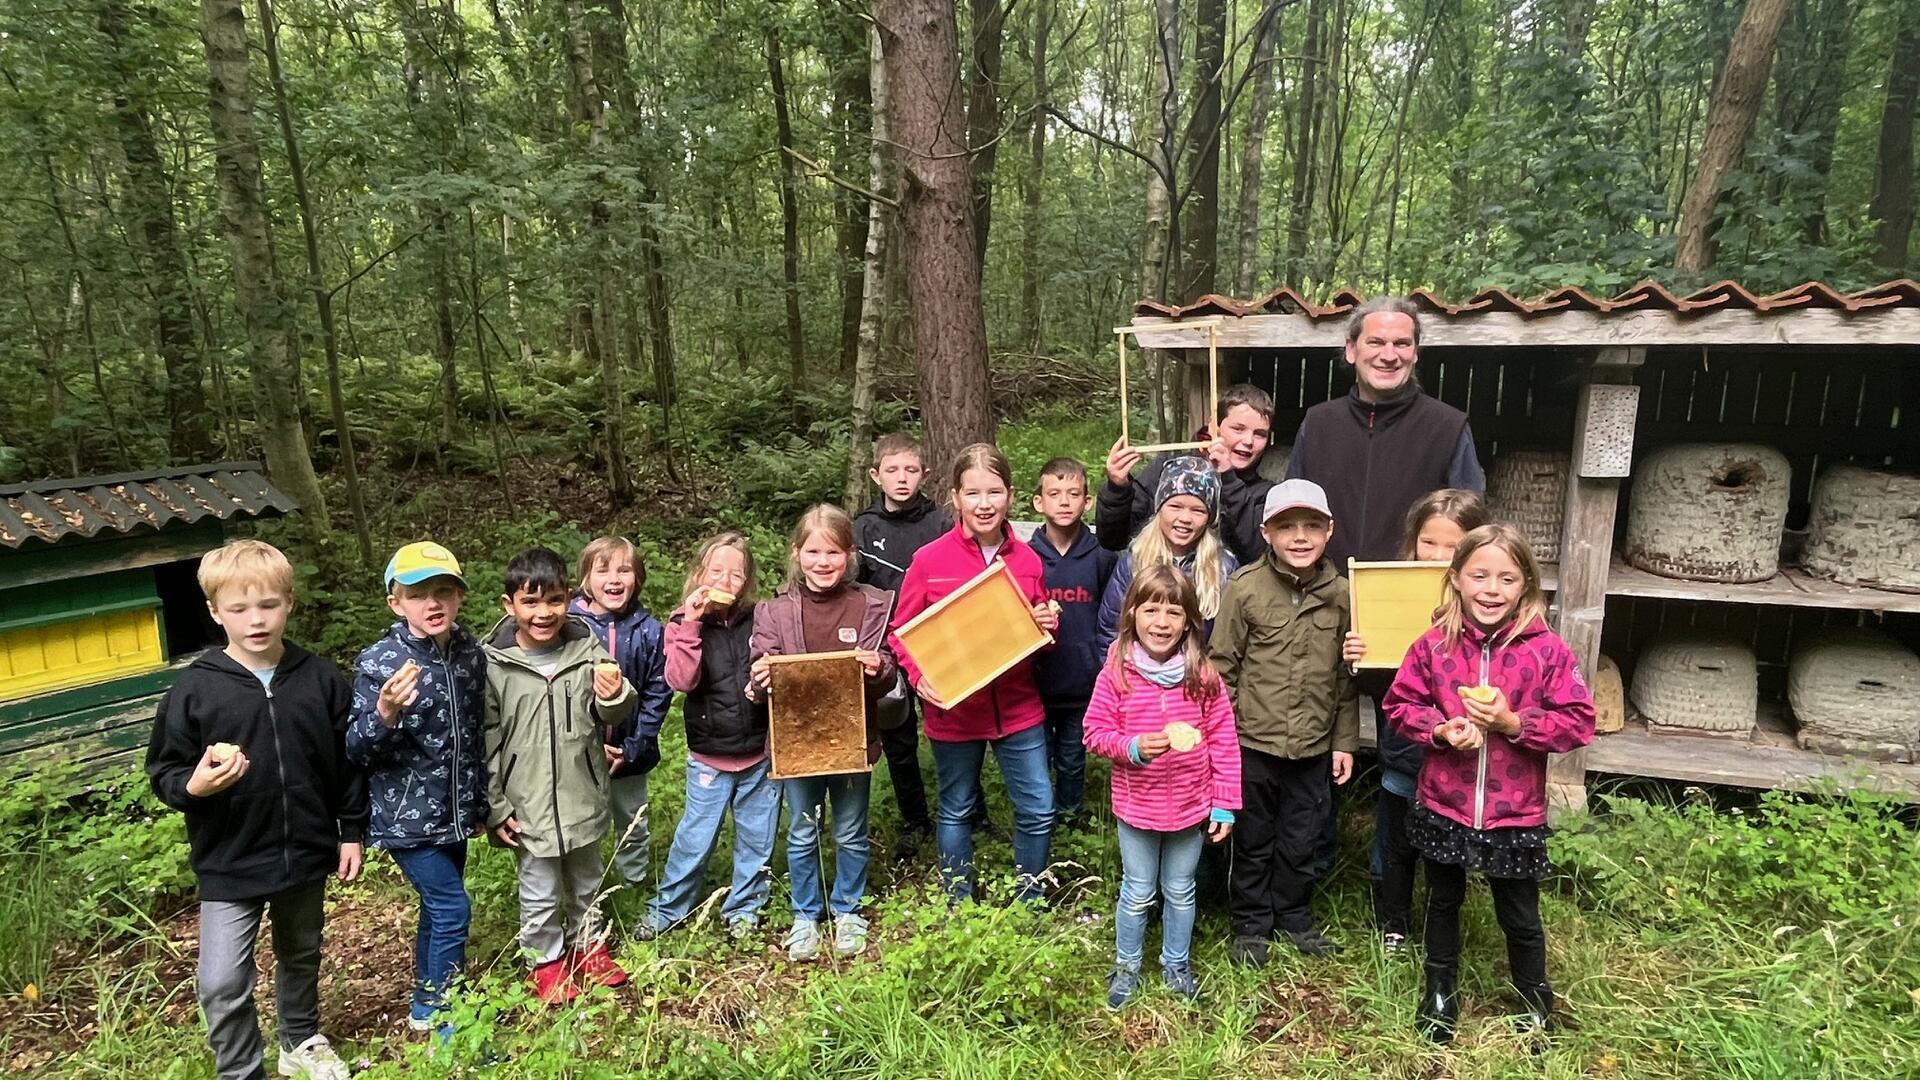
[{"left": 1, "top": 0, "right": 1919, "bottom": 1076}]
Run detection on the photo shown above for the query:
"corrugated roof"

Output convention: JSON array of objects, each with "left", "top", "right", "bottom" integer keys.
[
  {"left": 0, "top": 462, "right": 299, "bottom": 550},
  {"left": 1135, "top": 278, "right": 1920, "bottom": 319}
]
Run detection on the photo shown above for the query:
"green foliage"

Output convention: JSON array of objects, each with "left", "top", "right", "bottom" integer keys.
[
  {"left": 1552, "top": 786, "right": 1920, "bottom": 926},
  {"left": 0, "top": 761, "right": 191, "bottom": 990}
]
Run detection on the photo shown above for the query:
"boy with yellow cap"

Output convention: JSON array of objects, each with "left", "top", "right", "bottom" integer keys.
[{"left": 345, "top": 541, "right": 489, "bottom": 1036}]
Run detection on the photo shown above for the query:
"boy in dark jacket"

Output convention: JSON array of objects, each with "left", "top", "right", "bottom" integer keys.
[
  {"left": 346, "top": 541, "right": 488, "bottom": 1033},
  {"left": 853, "top": 432, "right": 951, "bottom": 851},
  {"left": 569, "top": 536, "right": 673, "bottom": 891},
  {"left": 146, "top": 540, "right": 366, "bottom": 1080},
  {"left": 1027, "top": 457, "right": 1118, "bottom": 821}
]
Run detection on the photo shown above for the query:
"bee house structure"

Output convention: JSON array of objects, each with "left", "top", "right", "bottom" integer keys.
[
  {"left": 1132, "top": 279, "right": 1920, "bottom": 806},
  {"left": 0, "top": 463, "right": 298, "bottom": 772}
]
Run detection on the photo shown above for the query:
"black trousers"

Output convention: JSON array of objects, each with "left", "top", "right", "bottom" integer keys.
[
  {"left": 1422, "top": 859, "right": 1548, "bottom": 988},
  {"left": 1230, "top": 747, "right": 1331, "bottom": 938},
  {"left": 880, "top": 700, "right": 931, "bottom": 829},
  {"left": 1375, "top": 790, "right": 1418, "bottom": 935}
]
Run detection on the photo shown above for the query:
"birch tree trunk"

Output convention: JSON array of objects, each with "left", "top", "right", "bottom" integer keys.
[{"left": 848, "top": 24, "right": 894, "bottom": 510}]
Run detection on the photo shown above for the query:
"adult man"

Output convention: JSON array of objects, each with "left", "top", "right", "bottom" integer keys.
[
  {"left": 1098, "top": 384, "right": 1279, "bottom": 567},
  {"left": 1286, "top": 296, "right": 1484, "bottom": 571}
]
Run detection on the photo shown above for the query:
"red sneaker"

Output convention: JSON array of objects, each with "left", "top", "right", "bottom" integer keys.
[
  {"left": 531, "top": 958, "right": 579, "bottom": 1005},
  {"left": 570, "top": 940, "right": 630, "bottom": 988}
]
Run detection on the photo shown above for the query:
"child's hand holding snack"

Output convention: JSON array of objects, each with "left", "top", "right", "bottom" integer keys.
[
  {"left": 1458, "top": 684, "right": 1519, "bottom": 735},
  {"left": 1032, "top": 600, "right": 1060, "bottom": 634},
  {"left": 376, "top": 659, "right": 422, "bottom": 725},
  {"left": 1134, "top": 730, "right": 1171, "bottom": 762},
  {"left": 187, "top": 743, "right": 249, "bottom": 797},
  {"left": 593, "top": 660, "right": 625, "bottom": 702}
]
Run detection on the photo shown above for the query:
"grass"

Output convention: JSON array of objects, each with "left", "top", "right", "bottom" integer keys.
[{"left": 8, "top": 715, "right": 1919, "bottom": 1079}]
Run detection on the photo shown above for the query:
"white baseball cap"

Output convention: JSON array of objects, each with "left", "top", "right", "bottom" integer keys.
[{"left": 1262, "top": 479, "right": 1333, "bottom": 522}]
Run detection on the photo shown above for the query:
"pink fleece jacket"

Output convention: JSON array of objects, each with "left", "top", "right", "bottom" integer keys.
[
  {"left": 888, "top": 523, "right": 1050, "bottom": 743},
  {"left": 1383, "top": 617, "right": 1595, "bottom": 832},
  {"left": 1082, "top": 660, "right": 1242, "bottom": 832}
]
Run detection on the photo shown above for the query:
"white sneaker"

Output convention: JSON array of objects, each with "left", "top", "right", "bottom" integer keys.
[
  {"left": 784, "top": 919, "right": 822, "bottom": 961},
  {"left": 833, "top": 912, "right": 869, "bottom": 957},
  {"left": 278, "top": 1034, "right": 350, "bottom": 1080}
]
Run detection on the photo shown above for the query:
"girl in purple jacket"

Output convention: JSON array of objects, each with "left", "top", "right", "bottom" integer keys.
[
  {"left": 1083, "top": 565, "right": 1240, "bottom": 1009},
  {"left": 1382, "top": 523, "right": 1595, "bottom": 1044}
]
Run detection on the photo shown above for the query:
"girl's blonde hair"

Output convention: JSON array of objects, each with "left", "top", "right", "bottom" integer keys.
[
  {"left": 682, "top": 530, "right": 758, "bottom": 610},
  {"left": 786, "top": 504, "right": 856, "bottom": 589},
  {"left": 1109, "top": 563, "right": 1221, "bottom": 704},
  {"left": 577, "top": 535, "right": 645, "bottom": 610},
  {"left": 1129, "top": 499, "right": 1229, "bottom": 619},
  {"left": 1399, "top": 489, "right": 1488, "bottom": 560},
  {"left": 1437, "top": 523, "right": 1548, "bottom": 649}
]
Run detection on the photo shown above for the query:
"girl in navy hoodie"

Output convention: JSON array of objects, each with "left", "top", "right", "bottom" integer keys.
[{"left": 570, "top": 536, "right": 673, "bottom": 891}]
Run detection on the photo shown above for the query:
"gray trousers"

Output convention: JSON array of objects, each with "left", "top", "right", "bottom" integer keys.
[
  {"left": 608, "top": 771, "right": 651, "bottom": 888},
  {"left": 198, "top": 879, "right": 325, "bottom": 1080},
  {"left": 515, "top": 844, "right": 605, "bottom": 965}
]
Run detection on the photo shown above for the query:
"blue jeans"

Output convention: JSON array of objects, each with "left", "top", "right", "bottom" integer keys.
[
  {"left": 648, "top": 757, "right": 782, "bottom": 928},
  {"left": 1115, "top": 820, "right": 1205, "bottom": 971},
  {"left": 1043, "top": 702, "right": 1087, "bottom": 817},
  {"left": 783, "top": 771, "right": 872, "bottom": 920},
  {"left": 389, "top": 842, "right": 470, "bottom": 1020},
  {"left": 929, "top": 723, "right": 1054, "bottom": 902}
]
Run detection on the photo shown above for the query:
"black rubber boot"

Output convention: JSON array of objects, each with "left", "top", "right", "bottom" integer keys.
[
  {"left": 1416, "top": 962, "right": 1459, "bottom": 1044},
  {"left": 1514, "top": 980, "right": 1554, "bottom": 1049}
]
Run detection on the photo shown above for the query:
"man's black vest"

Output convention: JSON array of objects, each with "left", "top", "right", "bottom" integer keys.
[{"left": 1296, "top": 386, "right": 1470, "bottom": 571}]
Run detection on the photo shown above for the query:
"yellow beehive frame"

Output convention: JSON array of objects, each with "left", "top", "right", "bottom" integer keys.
[
  {"left": 1113, "top": 318, "right": 1224, "bottom": 453},
  {"left": 893, "top": 560, "right": 1052, "bottom": 707},
  {"left": 764, "top": 650, "right": 870, "bottom": 780},
  {"left": 1348, "top": 559, "right": 1449, "bottom": 670}
]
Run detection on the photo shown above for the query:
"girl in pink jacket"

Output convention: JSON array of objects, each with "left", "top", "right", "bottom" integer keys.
[
  {"left": 890, "top": 444, "right": 1061, "bottom": 904},
  {"left": 1383, "top": 523, "right": 1594, "bottom": 1044},
  {"left": 1083, "top": 564, "right": 1240, "bottom": 1008}
]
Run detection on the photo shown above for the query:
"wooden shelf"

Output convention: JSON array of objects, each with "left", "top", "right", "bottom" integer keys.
[
  {"left": 1587, "top": 716, "right": 1920, "bottom": 801},
  {"left": 1602, "top": 559, "right": 1920, "bottom": 614}
]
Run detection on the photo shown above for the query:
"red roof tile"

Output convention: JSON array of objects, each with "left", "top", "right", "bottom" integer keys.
[{"left": 1134, "top": 279, "right": 1920, "bottom": 320}]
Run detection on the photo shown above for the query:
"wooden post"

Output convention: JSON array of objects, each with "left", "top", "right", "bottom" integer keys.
[{"left": 1548, "top": 346, "right": 1644, "bottom": 815}]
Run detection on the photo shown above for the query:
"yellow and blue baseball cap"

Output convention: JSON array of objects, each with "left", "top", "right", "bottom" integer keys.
[{"left": 385, "top": 541, "right": 467, "bottom": 590}]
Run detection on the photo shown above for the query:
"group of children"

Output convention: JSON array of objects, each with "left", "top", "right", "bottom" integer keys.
[{"left": 144, "top": 396, "right": 1595, "bottom": 1079}]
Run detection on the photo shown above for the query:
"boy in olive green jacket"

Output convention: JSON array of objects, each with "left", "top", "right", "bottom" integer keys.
[
  {"left": 485, "top": 547, "right": 635, "bottom": 1004},
  {"left": 1210, "top": 480, "right": 1358, "bottom": 967}
]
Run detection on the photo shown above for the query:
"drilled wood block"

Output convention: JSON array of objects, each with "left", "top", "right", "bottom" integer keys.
[{"left": 1575, "top": 384, "right": 1638, "bottom": 478}]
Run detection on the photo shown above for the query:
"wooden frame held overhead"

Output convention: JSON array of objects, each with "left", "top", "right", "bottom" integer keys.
[{"left": 1113, "top": 318, "right": 1223, "bottom": 454}]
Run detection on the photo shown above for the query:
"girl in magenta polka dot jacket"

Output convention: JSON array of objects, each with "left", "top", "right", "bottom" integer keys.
[{"left": 1382, "top": 523, "right": 1594, "bottom": 1045}]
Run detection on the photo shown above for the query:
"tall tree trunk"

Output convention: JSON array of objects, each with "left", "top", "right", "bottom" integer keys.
[
  {"left": 561, "top": 0, "right": 632, "bottom": 503},
  {"left": 768, "top": 29, "right": 807, "bottom": 385},
  {"left": 1283, "top": 0, "right": 1328, "bottom": 285},
  {"left": 99, "top": 0, "right": 211, "bottom": 463},
  {"left": 849, "top": 23, "right": 895, "bottom": 510},
  {"left": 1674, "top": 0, "right": 1792, "bottom": 272},
  {"left": 1177, "top": 0, "right": 1225, "bottom": 302},
  {"left": 640, "top": 192, "right": 682, "bottom": 485},
  {"left": 1142, "top": 0, "right": 1182, "bottom": 443},
  {"left": 1142, "top": 0, "right": 1181, "bottom": 302},
  {"left": 1771, "top": 0, "right": 1857, "bottom": 245},
  {"left": 878, "top": 0, "right": 994, "bottom": 475},
  {"left": 1017, "top": 0, "right": 1051, "bottom": 351},
  {"left": 198, "top": 0, "right": 328, "bottom": 518},
  {"left": 259, "top": 0, "right": 373, "bottom": 563},
  {"left": 1869, "top": 23, "right": 1918, "bottom": 269},
  {"left": 1233, "top": 4, "right": 1279, "bottom": 297},
  {"left": 967, "top": 0, "right": 1007, "bottom": 273},
  {"left": 828, "top": 8, "right": 872, "bottom": 373}
]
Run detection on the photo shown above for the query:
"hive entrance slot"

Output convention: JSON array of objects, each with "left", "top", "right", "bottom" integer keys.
[{"left": 1709, "top": 461, "right": 1762, "bottom": 491}]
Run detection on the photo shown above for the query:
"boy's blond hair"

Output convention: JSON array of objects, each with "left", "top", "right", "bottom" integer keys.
[
  {"left": 198, "top": 539, "right": 295, "bottom": 604},
  {"left": 872, "top": 432, "right": 923, "bottom": 466},
  {"left": 785, "top": 504, "right": 856, "bottom": 588},
  {"left": 578, "top": 535, "right": 646, "bottom": 597}
]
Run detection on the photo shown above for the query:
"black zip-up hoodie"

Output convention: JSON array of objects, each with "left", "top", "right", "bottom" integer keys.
[
  {"left": 853, "top": 491, "right": 952, "bottom": 595},
  {"left": 145, "top": 644, "right": 368, "bottom": 902}
]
